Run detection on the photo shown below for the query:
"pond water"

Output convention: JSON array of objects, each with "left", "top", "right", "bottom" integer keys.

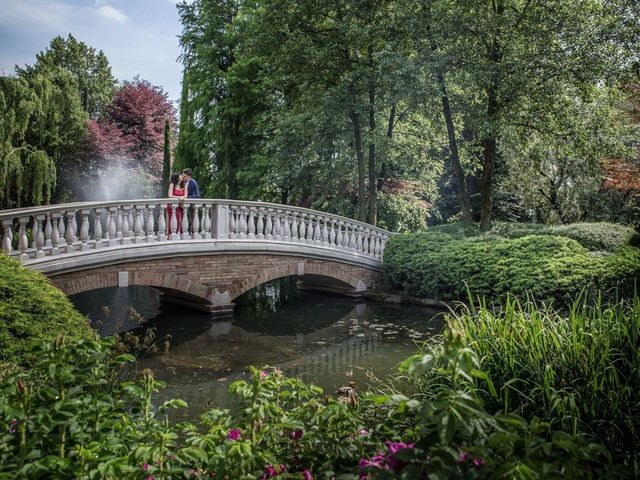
[{"left": 69, "top": 282, "right": 444, "bottom": 420}]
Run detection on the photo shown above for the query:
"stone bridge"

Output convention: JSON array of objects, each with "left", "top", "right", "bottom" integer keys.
[{"left": 0, "top": 199, "right": 390, "bottom": 315}]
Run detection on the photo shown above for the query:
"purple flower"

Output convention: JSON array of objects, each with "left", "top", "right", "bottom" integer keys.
[
  {"left": 359, "top": 428, "right": 369, "bottom": 436},
  {"left": 261, "top": 370, "right": 269, "bottom": 378},
  {"left": 9, "top": 418, "right": 17, "bottom": 434},
  {"left": 143, "top": 463, "right": 150, "bottom": 471},
  {"left": 227, "top": 428, "right": 241, "bottom": 441},
  {"left": 290, "top": 429, "right": 304, "bottom": 440},
  {"left": 302, "top": 470, "right": 313, "bottom": 480},
  {"left": 472, "top": 457, "right": 485, "bottom": 468},
  {"left": 385, "top": 441, "right": 414, "bottom": 473},
  {"left": 261, "top": 465, "right": 278, "bottom": 479},
  {"left": 457, "top": 450, "right": 469, "bottom": 464}
]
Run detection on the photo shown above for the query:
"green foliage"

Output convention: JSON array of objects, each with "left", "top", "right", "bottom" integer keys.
[
  {"left": 0, "top": 254, "right": 91, "bottom": 371},
  {"left": 377, "top": 191, "right": 429, "bottom": 233},
  {"left": 383, "top": 231, "right": 640, "bottom": 303},
  {"left": 1, "top": 317, "right": 630, "bottom": 479},
  {"left": 407, "top": 296, "right": 640, "bottom": 472}
]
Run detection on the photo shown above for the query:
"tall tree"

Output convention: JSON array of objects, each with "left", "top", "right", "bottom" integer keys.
[
  {"left": 17, "top": 34, "right": 116, "bottom": 119},
  {"left": 161, "top": 118, "right": 172, "bottom": 196}
]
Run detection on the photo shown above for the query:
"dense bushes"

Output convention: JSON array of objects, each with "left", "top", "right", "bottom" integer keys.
[
  {"left": 0, "top": 329, "right": 625, "bottom": 479},
  {"left": 0, "top": 254, "right": 91, "bottom": 371},
  {"left": 428, "top": 221, "right": 635, "bottom": 252},
  {"left": 383, "top": 231, "right": 640, "bottom": 303},
  {"left": 408, "top": 296, "right": 640, "bottom": 474}
]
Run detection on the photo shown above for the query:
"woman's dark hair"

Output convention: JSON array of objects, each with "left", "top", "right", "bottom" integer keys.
[{"left": 170, "top": 172, "right": 180, "bottom": 186}]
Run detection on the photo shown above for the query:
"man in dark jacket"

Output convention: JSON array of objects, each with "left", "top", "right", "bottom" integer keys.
[{"left": 182, "top": 168, "right": 200, "bottom": 199}]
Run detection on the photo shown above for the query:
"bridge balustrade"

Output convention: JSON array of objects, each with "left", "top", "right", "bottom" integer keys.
[{"left": 0, "top": 199, "right": 389, "bottom": 264}]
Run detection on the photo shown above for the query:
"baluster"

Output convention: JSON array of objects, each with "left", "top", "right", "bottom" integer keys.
[
  {"left": 347, "top": 225, "right": 356, "bottom": 249},
  {"left": 181, "top": 203, "right": 190, "bottom": 240},
  {"left": 329, "top": 220, "right": 336, "bottom": 246},
  {"left": 65, "top": 211, "right": 76, "bottom": 253},
  {"left": 44, "top": 214, "right": 53, "bottom": 247},
  {"left": 273, "top": 210, "right": 283, "bottom": 240},
  {"left": 283, "top": 211, "right": 291, "bottom": 240},
  {"left": 33, "top": 215, "right": 45, "bottom": 258},
  {"left": 93, "top": 208, "right": 103, "bottom": 248},
  {"left": 71, "top": 213, "right": 78, "bottom": 243},
  {"left": 107, "top": 207, "right": 118, "bottom": 246},
  {"left": 356, "top": 227, "right": 363, "bottom": 253},
  {"left": 265, "top": 209, "right": 273, "bottom": 239},
  {"left": 363, "top": 228, "right": 371, "bottom": 255},
  {"left": 321, "top": 217, "right": 329, "bottom": 245},
  {"left": 128, "top": 209, "right": 134, "bottom": 238},
  {"left": 246, "top": 208, "right": 255, "bottom": 239},
  {"left": 228, "top": 207, "right": 236, "bottom": 238},
  {"left": 2, "top": 220, "right": 13, "bottom": 254},
  {"left": 18, "top": 217, "right": 29, "bottom": 262},
  {"left": 291, "top": 213, "right": 299, "bottom": 241},
  {"left": 256, "top": 209, "right": 265, "bottom": 239},
  {"left": 57, "top": 212, "right": 67, "bottom": 247},
  {"left": 298, "top": 213, "right": 306, "bottom": 243},
  {"left": 311, "top": 215, "right": 321, "bottom": 244},
  {"left": 191, "top": 203, "right": 200, "bottom": 239},
  {"left": 116, "top": 208, "right": 123, "bottom": 239},
  {"left": 79, "top": 209, "right": 90, "bottom": 251},
  {"left": 238, "top": 207, "right": 248, "bottom": 239},
  {"left": 31, "top": 217, "right": 39, "bottom": 249},
  {"left": 203, "top": 204, "right": 212, "bottom": 239},
  {"left": 373, "top": 235, "right": 381, "bottom": 258},
  {"left": 156, "top": 205, "right": 167, "bottom": 241},
  {"left": 167, "top": 203, "right": 178, "bottom": 240},
  {"left": 121, "top": 206, "right": 131, "bottom": 243},
  {"left": 133, "top": 205, "right": 144, "bottom": 243},
  {"left": 142, "top": 205, "right": 152, "bottom": 242},
  {"left": 50, "top": 213, "right": 61, "bottom": 254},
  {"left": 336, "top": 220, "right": 344, "bottom": 247}
]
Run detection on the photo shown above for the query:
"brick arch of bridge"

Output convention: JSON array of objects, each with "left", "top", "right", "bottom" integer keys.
[{"left": 50, "top": 254, "right": 381, "bottom": 309}]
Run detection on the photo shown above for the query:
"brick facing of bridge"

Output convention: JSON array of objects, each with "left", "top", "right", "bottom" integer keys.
[{"left": 51, "top": 254, "right": 381, "bottom": 308}]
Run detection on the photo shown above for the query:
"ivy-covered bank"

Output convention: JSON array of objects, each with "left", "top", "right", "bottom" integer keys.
[
  {"left": 383, "top": 222, "right": 640, "bottom": 304},
  {"left": 2, "top": 295, "right": 638, "bottom": 479},
  {"left": 0, "top": 254, "right": 91, "bottom": 375}
]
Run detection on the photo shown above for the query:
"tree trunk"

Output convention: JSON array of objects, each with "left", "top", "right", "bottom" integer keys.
[
  {"left": 367, "top": 65, "right": 377, "bottom": 225},
  {"left": 436, "top": 70, "right": 473, "bottom": 224},
  {"left": 350, "top": 110, "right": 366, "bottom": 222}
]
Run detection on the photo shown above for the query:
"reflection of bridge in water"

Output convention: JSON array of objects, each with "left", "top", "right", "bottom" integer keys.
[{"left": 146, "top": 303, "right": 408, "bottom": 412}]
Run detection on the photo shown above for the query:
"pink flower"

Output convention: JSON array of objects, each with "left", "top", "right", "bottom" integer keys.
[
  {"left": 290, "top": 429, "right": 304, "bottom": 440},
  {"left": 385, "top": 441, "right": 414, "bottom": 473},
  {"left": 261, "top": 370, "right": 269, "bottom": 378},
  {"left": 261, "top": 465, "right": 278, "bottom": 479},
  {"left": 227, "top": 428, "right": 241, "bottom": 441},
  {"left": 457, "top": 450, "right": 469, "bottom": 463},
  {"left": 472, "top": 457, "right": 485, "bottom": 468},
  {"left": 143, "top": 463, "right": 150, "bottom": 471},
  {"left": 359, "top": 428, "right": 369, "bottom": 436},
  {"left": 302, "top": 470, "right": 313, "bottom": 480},
  {"left": 9, "top": 419, "right": 17, "bottom": 434}
]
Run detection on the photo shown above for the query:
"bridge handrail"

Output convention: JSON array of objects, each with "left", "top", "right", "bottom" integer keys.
[
  {"left": 0, "top": 198, "right": 391, "bottom": 263},
  {"left": 0, "top": 199, "right": 390, "bottom": 235}
]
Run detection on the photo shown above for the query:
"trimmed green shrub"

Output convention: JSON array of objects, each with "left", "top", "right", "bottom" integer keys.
[
  {"left": 383, "top": 232, "right": 640, "bottom": 304},
  {"left": 492, "top": 221, "right": 635, "bottom": 252},
  {"left": 0, "top": 253, "right": 91, "bottom": 370}
]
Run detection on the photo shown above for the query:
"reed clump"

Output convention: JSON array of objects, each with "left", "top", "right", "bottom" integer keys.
[{"left": 419, "top": 294, "right": 640, "bottom": 471}]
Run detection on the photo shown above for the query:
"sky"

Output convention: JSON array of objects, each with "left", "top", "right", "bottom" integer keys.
[{"left": 0, "top": 0, "right": 190, "bottom": 104}]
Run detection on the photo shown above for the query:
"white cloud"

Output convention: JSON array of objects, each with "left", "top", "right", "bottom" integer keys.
[{"left": 96, "top": 4, "right": 128, "bottom": 23}]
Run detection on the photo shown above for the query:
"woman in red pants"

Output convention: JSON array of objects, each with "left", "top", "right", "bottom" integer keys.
[{"left": 167, "top": 172, "right": 187, "bottom": 235}]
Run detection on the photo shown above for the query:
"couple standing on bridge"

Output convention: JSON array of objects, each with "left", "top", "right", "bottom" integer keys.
[{"left": 167, "top": 168, "right": 200, "bottom": 235}]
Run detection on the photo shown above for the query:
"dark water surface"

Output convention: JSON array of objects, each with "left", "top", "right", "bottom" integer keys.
[{"left": 70, "top": 284, "right": 444, "bottom": 420}]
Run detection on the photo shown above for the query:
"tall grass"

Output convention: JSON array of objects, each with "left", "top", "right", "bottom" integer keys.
[{"left": 418, "top": 294, "right": 640, "bottom": 472}]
